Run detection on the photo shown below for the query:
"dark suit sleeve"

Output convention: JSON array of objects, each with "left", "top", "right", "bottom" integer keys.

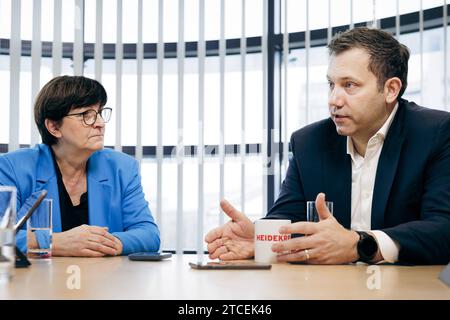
[
  {"left": 382, "top": 117, "right": 450, "bottom": 265},
  {"left": 265, "top": 134, "right": 307, "bottom": 222}
]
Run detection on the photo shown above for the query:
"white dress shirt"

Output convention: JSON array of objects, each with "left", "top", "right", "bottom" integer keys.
[{"left": 347, "top": 103, "right": 400, "bottom": 263}]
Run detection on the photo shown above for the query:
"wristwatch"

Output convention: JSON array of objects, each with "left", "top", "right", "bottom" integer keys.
[{"left": 355, "top": 231, "right": 378, "bottom": 263}]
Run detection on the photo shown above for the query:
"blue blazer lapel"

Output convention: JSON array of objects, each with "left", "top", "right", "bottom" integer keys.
[
  {"left": 87, "top": 154, "right": 111, "bottom": 227},
  {"left": 371, "top": 104, "right": 406, "bottom": 230},
  {"left": 35, "top": 144, "right": 62, "bottom": 232},
  {"left": 323, "top": 134, "right": 352, "bottom": 228}
]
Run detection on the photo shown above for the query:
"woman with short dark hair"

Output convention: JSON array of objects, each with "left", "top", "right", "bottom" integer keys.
[{"left": 0, "top": 75, "right": 160, "bottom": 256}]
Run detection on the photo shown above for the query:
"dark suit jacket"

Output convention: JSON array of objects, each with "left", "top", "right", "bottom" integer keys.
[{"left": 266, "top": 99, "right": 450, "bottom": 265}]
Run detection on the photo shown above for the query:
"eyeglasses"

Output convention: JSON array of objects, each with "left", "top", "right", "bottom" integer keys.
[{"left": 65, "top": 107, "right": 112, "bottom": 126}]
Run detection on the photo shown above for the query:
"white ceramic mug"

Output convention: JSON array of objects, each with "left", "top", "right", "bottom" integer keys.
[{"left": 254, "top": 219, "right": 291, "bottom": 263}]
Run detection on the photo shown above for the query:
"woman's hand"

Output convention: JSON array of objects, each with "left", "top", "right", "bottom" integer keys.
[{"left": 52, "top": 224, "right": 122, "bottom": 257}]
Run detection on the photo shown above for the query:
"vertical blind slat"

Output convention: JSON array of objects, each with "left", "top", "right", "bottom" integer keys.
[
  {"left": 136, "top": 0, "right": 143, "bottom": 164},
  {"left": 219, "top": 0, "right": 225, "bottom": 225},
  {"left": 31, "top": 0, "right": 42, "bottom": 146},
  {"left": 156, "top": 0, "right": 164, "bottom": 240},
  {"left": 240, "top": 0, "right": 246, "bottom": 214},
  {"left": 372, "top": 0, "right": 377, "bottom": 28},
  {"left": 262, "top": 0, "right": 268, "bottom": 217},
  {"left": 95, "top": 0, "right": 103, "bottom": 82},
  {"left": 176, "top": 0, "right": 185, "bottom": 254},
  {"left": 282, "top": 0, "right": 289, "bottom": 177},
  {"left": 305, "top": 0, "right": 309, "bottom": 125},
  {"left": 350, "top": 0, "right": 354, "bottom": 29},
  {"left": 9, "top": 0, "right": 21, "bottom": 152},
  {"left": 444, "top": 0, "right": 448, "bottom": 110},
  {"left": 73, "top": 0, "right": 84, "bottom": 76},
  {"left": 420, "top": 0, "right": 424, "bottom": 105},
  {"left": 396, "top": 0, "right": 400, "bottom": 39},
  {"left": 197, "top": 0, "right": 205, "bottom": 258},
  {"left": 52, "top": 0, "right": 62, "bottom": 76},
  {"left": 328, "top": 0, "right": 332, "bottom": 46},
  {"left": 115, "top": 0, "right": 123, "bottom": 152}
]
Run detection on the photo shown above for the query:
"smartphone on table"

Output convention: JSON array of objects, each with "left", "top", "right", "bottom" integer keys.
[
  {"left": 189, "top": 261, "right": 271, "bottom": 270},
  {"left": 128, "top": 252, "right": 172, "bottom": 261}
]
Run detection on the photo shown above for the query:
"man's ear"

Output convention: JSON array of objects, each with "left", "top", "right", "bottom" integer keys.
[
  {"left": 384, "top": 77, "right": 402, "bottom": 104},
  {"left": 45, "top": 119, "right": 62, "bottom": 139}
]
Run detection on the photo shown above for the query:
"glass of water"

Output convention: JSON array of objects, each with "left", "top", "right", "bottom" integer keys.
[
  {"left": 0, "top": 186, "right": 16, "bottom": 283},
  {"left": 27, "top": 199, "right": 52, "bottom": 261},
  {"left": 306, "top": 200, "right": 334, "bottom": 223}
]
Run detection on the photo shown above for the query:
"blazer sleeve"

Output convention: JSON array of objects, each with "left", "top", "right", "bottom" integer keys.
[
  {"left": 265, "top": 133, "right": 307, "bottom": 222},
  {"left": 0, "top": 155, "right": 54, "bottom": 253},
  {"left": 382, "top": 117, "right": 450, "bottom": 265},
  {"left": 111, "top": 159, "right": 160, "bottom": 255},
  {"left": 0, "top": 155, "right": 26, "bottom": 252}
]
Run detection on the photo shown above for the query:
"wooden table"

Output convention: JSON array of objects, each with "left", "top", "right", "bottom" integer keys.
[{"left": 1, "top": 255, "right": 449, "bottom": 300}]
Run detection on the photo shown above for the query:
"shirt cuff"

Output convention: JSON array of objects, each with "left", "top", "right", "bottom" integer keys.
[{"left": 369, "top": 230, "right": 400, "bottom": 263}]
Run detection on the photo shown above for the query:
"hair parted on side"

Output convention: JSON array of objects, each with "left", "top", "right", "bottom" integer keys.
[
  {"left": 34, "top": 75, "right": 108, "bottom": 145},
  {"left": 327, "top": 27, "right": 410, "bottom": 99}
]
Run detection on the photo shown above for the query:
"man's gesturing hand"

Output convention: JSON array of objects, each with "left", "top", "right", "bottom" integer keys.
[
  {"left": 204, "top": 199, "right": 255, "bottom": 260},
  {"left": 272, "top": 193, "right": 359, "bottom": 264}
]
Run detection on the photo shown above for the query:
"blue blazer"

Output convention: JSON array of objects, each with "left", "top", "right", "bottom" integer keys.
[
  {"left": 0, "top": 144, "right": 160, "bottom": 255},
  {"left": 266, "top": 99, "right": 450, "bottom": 265}
]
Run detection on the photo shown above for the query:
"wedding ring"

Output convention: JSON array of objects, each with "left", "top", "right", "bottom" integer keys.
[{"left": 304, "top": 249, "right": 310, "bottom": 260}]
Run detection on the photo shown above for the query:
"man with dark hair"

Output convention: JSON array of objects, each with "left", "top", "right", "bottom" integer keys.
[{"left": 206, "top": 27, "right": 450, "bottom": 265}]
